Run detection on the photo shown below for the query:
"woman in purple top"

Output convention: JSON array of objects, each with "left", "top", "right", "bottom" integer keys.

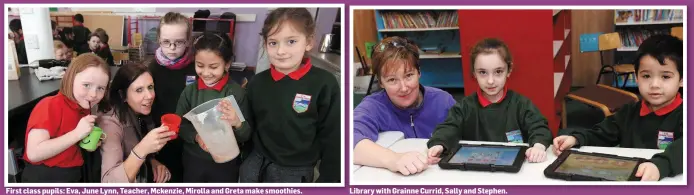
[{"left": 353, "top": 37, "right": 456, "bottom": 175}]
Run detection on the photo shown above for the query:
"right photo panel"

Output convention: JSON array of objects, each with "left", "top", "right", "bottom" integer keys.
[{"left": 351, "top": 7, "right": 685, "bottom": 185}]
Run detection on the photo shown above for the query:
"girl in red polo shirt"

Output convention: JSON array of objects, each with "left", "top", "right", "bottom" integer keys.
[{"left": 22, "top": 53, "right": 112, "bottom": 183}]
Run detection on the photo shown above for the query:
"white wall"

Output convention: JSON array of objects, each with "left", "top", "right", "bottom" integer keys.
[{"left": 19, "top": 8, "right": 55, "bottom": 63}]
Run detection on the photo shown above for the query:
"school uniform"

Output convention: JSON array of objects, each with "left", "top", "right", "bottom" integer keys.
[
  {"left": 427, "top": 89, "right": 553, "bottom": 153},
  {"left": 651, "top": 138, "right": 682, "bottom": 180},
  {"left": 559, "top": 94, "right": 682, "bottom": 148},
  {"left": 148, "top": 59, "right": 196, "bottom": 183},
  {"left": 559, "top": 94, "right": 683, "bottom": 179},
  {"left": 176, "top": 74, "right": 251, "bottom": 182},
  {"left": 239, "top": 58, "right": 341, "bottom": 183},
  {"left": 14, "top": 36, "right": 28, "bottom": 64},
  {"left": 22, "top": 93, "right": 87, "bottom": 182},
  {"left": 93, "top": 45, "right": 114, "bottom": 66},
  {"left": 72, "top": 24, "right": 91, "bottom": 54}
]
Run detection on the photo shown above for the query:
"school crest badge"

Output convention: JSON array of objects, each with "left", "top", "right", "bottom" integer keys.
[
  {"left": 293, "top": 93, "right": 312, "bottom": 113},
  {"left": 185, "top": 75, "right": 196, "bottom": 85},
  {"left": 657, "top": 131, "right": 674, "bottom": 149}
]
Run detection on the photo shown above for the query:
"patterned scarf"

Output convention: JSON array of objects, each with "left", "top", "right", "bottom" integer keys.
[{"left": 155, "top": 47, "right": 191, "bottom": 70}]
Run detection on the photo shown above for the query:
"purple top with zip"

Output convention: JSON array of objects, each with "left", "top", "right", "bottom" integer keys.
[{"left": 353, "top": 85, "right": 457, "bottom": 148}]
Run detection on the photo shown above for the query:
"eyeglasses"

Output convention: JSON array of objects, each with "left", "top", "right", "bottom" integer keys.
[
  {"left": 375, "top": 38, "right": 420, "bottom": 58},
  {"left": 159, "top": 40, "right": 188, "bottom": 48}
]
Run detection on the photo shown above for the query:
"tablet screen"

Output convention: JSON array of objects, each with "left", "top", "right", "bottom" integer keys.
[
  {"left": 448, "top": 146, "right": 520, "bottom": 166},
  {"left": 554, "top": 153, "right": 639, "bottom": 181}
]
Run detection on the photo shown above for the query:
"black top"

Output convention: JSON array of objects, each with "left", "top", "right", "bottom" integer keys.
[
  {"left": 428, "top": 90, "right": 553, "bottom": 152},
  {"left": 246, "top": 66, "right": 341, "bottom": 183}
]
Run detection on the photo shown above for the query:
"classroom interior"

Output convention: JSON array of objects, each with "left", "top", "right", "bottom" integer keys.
[
  {"left": 6, "top": 7, "right": 342, "bottom": 182},
  {"left": 352, "top": 9, "right": 685, "bottom": 135}
]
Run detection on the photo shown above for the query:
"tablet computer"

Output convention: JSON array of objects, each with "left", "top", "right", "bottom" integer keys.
[
  {"left": 439, "top": 144, "right": 528, "bottom": 173},
  {"left": 544, "top": 150, "right": 647, "bottom": 181}
]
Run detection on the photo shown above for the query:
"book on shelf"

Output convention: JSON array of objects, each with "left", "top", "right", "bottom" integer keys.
[
  {"left": 617, "top": 28, "right": 670, "bottom": 48},
  {"left": 420, "top": 46, "right": 443, "bottom": 54},
  {"left": 614, "top": 9, "right": 683, "bottom": 24},
  {"left": 380, "top": 11, "right": 458, "bottom": 29}
]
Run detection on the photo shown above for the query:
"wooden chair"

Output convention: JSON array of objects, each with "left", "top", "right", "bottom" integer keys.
[
  {"left": 112, "top": 51, "right": 130, "bottom": 66},
  {"left": 562, "top": 84, "right": 639, "bottom": 129},
  {"left": 671, "top": 27, "right": 683, "bottom": 40},
  {"left": 595, "top": 32, "right": 635, "bottom": 88}
]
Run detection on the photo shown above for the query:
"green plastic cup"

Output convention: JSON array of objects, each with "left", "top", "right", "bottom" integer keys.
[{"left": 79, "top": 127, "right": 104, "bottom": 152}]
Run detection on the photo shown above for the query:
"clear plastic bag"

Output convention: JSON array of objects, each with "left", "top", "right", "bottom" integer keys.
[{"left": 183, "top": 95, "right": 245, "bottom": 163}]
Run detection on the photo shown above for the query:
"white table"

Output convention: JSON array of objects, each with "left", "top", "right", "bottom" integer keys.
[
  {"left": 352, "top": 139, "right": 684, "bottom": 184},
  {"left": 351, "top": 131, "right": 406, "bottom": 173}
]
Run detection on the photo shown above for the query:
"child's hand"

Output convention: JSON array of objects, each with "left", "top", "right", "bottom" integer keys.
[
  {"left": 75, "top": 115, "right": 98, "bottom": 139},
  {"left": 195, "top": 134, "right": 208, "bottom": 152},
  {"left": 552, "top": 135, "right": 577, "bottom": 155},
  {"left": 427, "top": 145, "right": 444, "bottom": 165},
  {"left": 218, "top": 99, "right": 242, "bottom": 129},
  {"left": 636, "top": 162, "right": 660, "bottom": 181},
  {"left": 525, "top": 143, "right": 547, "bottom": 163},
  {"left": 387, "top": 151, "right": 428, "bottom": 176}
]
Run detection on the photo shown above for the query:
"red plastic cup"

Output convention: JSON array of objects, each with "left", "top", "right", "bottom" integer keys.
[{"left": 161, "top": 114, "right": 181, "bottom": 139}]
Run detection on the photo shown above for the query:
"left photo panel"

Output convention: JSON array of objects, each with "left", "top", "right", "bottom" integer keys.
[{"left": 5, "top": 4, "right": 344, "bottom": 185}]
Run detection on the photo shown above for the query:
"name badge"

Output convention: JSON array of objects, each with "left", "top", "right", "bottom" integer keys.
[{"left": 506, "top": 130, "right": 523, "bottom": 143}]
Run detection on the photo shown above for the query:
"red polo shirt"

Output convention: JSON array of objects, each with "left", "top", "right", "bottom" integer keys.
[
  {"left": 23, "top": 93, "right": 88, "bottom": 168},
  {"left": 639, "top": 93, "right": 683, "bottom": 116}
]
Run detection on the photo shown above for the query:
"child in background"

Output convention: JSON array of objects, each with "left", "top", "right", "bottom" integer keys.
[
  {"left": 148, "top": 12, "right": 196, "bottom": 183},
  {"left": 9, "top": 19, "right": 27, "bottom": 64},
  {"left": 427, "top": 38, "right": 552, "bottom": 164},
  {"left": 176, "top": 32, "right": 250, "bottom": 182},
  {"left": 72, "top": 14, "right": 92, "bottom": 55},
  {"left": 51, "top": 20, "right": 61, "bottom": 40},
  {"left": 22, "top": 54, "right": 111, "bottom": 182},
  {"left": 88, "top": 28, "right": 114, "bottom": 66},
  {"left": 553, "top": 35, "right": 683, "bottom": 181},
  {"left": 54, "top": 40, "right": 71, "bottom": 61},
  {"left": 239, "top": 8, "right": 340, "bottom": 183},
  {"left": 60, "top": 27, "right": 75, "bottom": 61}
]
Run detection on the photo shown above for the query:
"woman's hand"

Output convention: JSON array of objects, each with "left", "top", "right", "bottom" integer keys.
[
  {"left": 151, "top": 159, "right": 171, "bottom": 183},
  {"left": 134, "top": 126, "right": 174, "bottom": 156}
]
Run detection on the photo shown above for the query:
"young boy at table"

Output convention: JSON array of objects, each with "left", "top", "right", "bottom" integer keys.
[
  {"left": 553, "top": 35, "right": 683, "bottom": 181},
  {"left": 426, "top": 38, "right": 553, "bottom": 164}
]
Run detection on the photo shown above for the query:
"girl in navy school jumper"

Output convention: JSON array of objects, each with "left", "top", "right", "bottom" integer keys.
[
  {"left": 148, "top": 12, "right": 196, "bottom": 183},
  {"left": 239, "top": 8, "right": 340, "bottom": 183},
  {"left": 427, "top": 38, "right": 553, "bottom": 164},
  {"left": 176, "top": 31, "right": 250, "bottom": 182}
]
